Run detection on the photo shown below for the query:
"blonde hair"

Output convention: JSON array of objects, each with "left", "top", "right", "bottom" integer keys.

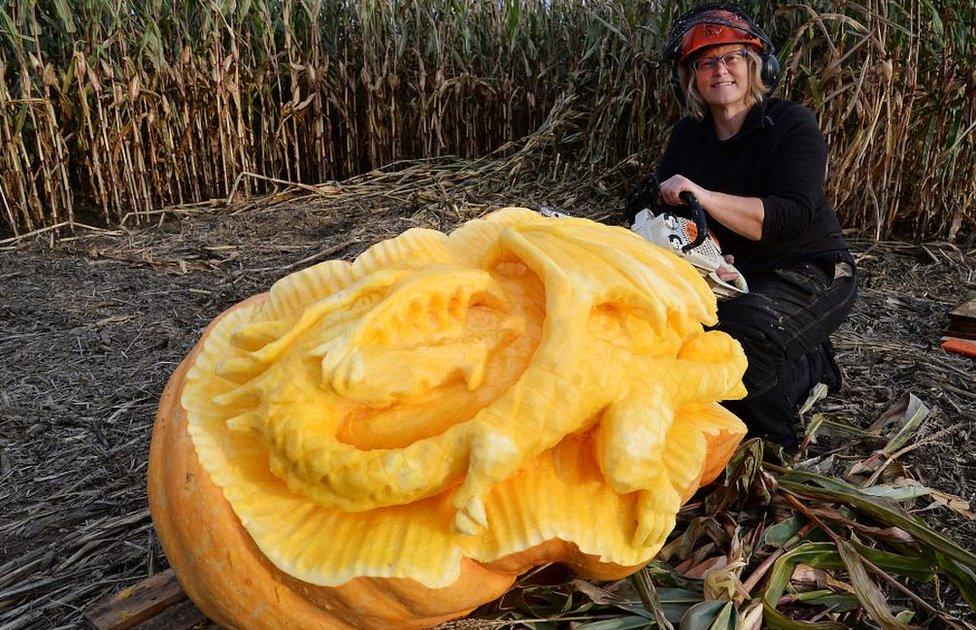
[{"left": 681, "top": 47, "right": 770, "bottom": 120}]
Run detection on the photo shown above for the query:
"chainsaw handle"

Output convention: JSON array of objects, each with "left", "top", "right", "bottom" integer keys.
[{"left": 678, "top": 191, "right": 709, "bottom": 253}]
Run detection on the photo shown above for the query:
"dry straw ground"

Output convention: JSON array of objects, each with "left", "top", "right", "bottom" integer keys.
[{"left": 1, "top": 158, "right": 975, "bottom": 627}]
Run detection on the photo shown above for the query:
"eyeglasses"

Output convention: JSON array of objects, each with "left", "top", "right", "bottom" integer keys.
[{"left": 692, "top": 50, "right": 748, "bottom": 74}]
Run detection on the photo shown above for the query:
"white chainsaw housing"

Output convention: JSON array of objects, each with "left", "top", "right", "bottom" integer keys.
[{"left": 630, "top": 209, "right": 749, "bottom": 299}]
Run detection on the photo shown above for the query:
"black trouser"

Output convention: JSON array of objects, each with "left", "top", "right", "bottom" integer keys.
[{"left": 712, "top": 257, "right": 858, "bottom": 452}]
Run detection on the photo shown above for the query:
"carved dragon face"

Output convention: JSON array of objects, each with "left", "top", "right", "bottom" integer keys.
[{"left": 181, "top": 208, "right": 747, "bottom": 589}]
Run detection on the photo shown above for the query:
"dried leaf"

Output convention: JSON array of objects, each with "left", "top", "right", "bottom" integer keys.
[
  {"left": 927, "top": 490, "right": 975, "bottom": 520},
  {"left": 703, "top": 562, "right": 748, "bottom": 602},
  {"left": 739, "top": 602, "right": 763, "bottom": 630},
  {"left": 868, "top": 392, "right": 930, "bottom": 456},
  {"left": 790, "top": 563, "right": 828, "bottom": 588},
  {"left": 683, "top": 556, "right": 728, "bottom": 580}
]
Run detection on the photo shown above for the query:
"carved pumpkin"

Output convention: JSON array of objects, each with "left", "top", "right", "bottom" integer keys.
[{"left": 148, "top": 208, "right": 748, "bottom": 628}]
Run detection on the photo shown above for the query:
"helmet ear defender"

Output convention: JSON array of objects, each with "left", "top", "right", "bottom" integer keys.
[{"left": 662, "top": 2, "right": 780, "bottom": 106}]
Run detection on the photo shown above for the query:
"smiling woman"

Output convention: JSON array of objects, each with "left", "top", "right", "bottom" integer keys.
[{"left": 651, "top": 2, "right": 859, "bottom": 452}]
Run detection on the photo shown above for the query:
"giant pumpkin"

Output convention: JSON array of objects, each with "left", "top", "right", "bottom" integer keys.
[{"left": 148, "top": 208, "right": 748, "bottom": 628}]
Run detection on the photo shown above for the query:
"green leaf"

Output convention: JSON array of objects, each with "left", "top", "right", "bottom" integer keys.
[
  {"left": 763, "top": 542, "right": 847, "bottom": 604},
  {"left": 851, "top": 541, "right": 935, "bottom": 582},
  {"left": 762, "top": 543, "right": 848, "bottom": 630},
  {"left": 762, "top": 605, "right": 848, "bottom": 630},
  {"left": 788, "top": 589, "right": 860, "bottom": 611},
  {"left": 642, "top": 561, "right": 705, "bottom": 591},
  {"left": 630, "top": 569, "right": 676, "bottom": 629},
  {"left": 51, "top": 0, "right": 76, "bottom": 33},
  {"left": 778, "top": 470, "right": 976, "bottom": 571},
  {"left": 576, "top": 616, "right": 654, "bottom": 630},
  {"left": 658, "top": 589, "right": 706, "bottom": 623},
  {"left": 812, "top": 416, "right": 882, "bottom": 441},
  {"left": 861, "top": 482, "right": 933, "bottom": 502},
  {"left": 764, "top": 515, "right": 805, "bottom": 548},
  {"left": 679, "top": 600, "right": 738, "bottom": 630},
  {"left": 936, "top": 552, "right": 976, "bottom": 609},
  {"left": 836, "top": 541, "right": 912, "bottom": 630},
  {"left": 13, "top": 105, "right": 28, "bottom": 136}
]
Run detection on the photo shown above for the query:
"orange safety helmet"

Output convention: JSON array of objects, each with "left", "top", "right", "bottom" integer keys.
[
  {"left": 678, "top": 9, "right": 764, "bottom": 67},
  {"left": 661, "top": 3, "right": 780, "bottom": 104}
]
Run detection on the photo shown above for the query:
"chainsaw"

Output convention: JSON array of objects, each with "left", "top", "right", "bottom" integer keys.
[
  {"left": 624, "top": 172, "right": 748, "bottom": 299},
  {"left": 540, "top": 174, "right": 748, "bottom": 299}
]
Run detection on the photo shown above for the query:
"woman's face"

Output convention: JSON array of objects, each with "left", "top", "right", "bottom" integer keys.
[{"left": 692, "top": 44, "right": 752, "bottom": 110}]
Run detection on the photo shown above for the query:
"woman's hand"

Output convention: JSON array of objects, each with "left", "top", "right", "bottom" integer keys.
[
  {"left": 716, "top": 254, "right": 739, "bottom": 283},
  {"left": 658, "top": 175, "right": 765, "bottom": 242},
  {"left": 658, "top": 174, "right": 709, "bottom": 207}
]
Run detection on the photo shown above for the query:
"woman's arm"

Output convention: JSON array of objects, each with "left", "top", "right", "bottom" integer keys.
[
  {"left": 658, "top": 175, "right": 765, "bottom": 241},
  {"left": 758, "top": 110, "right": 829, "bottom": 242},
  {"left": 658, "top": 107, "right": 828, "bottom": 243}
]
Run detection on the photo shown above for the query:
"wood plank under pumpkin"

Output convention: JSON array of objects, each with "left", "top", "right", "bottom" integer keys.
[
  {"left": 133, "top": 597, "right": 214, "bottom": 629},
  {"left": 946, "top": 297, "right": 976, "bottom": 340},
  {"left": 84, "top": 568, "right": 206, "bottom": 630}
]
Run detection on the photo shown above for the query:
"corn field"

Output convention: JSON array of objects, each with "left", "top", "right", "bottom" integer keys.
[{"left": 1, "top": 0, "right": 973, "bottom": 240}]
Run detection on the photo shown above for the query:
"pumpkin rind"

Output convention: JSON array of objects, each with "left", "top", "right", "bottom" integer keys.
[{"left": 148, "top": 208, "right": 748, "bottom": 628}]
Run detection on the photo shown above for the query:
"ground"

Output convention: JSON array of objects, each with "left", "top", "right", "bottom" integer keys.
[{"left": 1, "top": 178, "right": 974, "bottom": 628}]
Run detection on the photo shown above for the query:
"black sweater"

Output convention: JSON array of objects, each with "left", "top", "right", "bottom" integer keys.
[{"left": 656, "top": 97, "right": 851, "bottom": 277}]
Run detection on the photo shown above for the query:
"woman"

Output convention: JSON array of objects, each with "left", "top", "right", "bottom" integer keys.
[{"left": 655, "top": 4, "right": 857, "bottom": 452}]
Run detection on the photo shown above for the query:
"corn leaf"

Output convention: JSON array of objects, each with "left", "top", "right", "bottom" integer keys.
[
  {"left": 51, "top": 0, "right": 76, "bottom": 34},
  {"left": 761, "top": 543, "right": 850, "bottom": 630},
  {"left": 679, "top": 600, "right": 738, "bottom": 630},
  {"left": 836, "top": 541, "right": 913, "bottom": 630},
  {"left": 936, "top": 552, "right": 976, "bottom": 609},
  {"left": 764, "top": 516, "right": 806, "bottom": 548},
  {"left": 575, "top": 616, "right": 655, "bottom": 630},
  {"left": 630, "top": 569, "right": 676, "bottom": 629},
  {"left": 778, "top": 470, "right": 976, "bottom": 571},
  {"left": 869, "top": 393, "right": 929, "bottom": 457}
]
